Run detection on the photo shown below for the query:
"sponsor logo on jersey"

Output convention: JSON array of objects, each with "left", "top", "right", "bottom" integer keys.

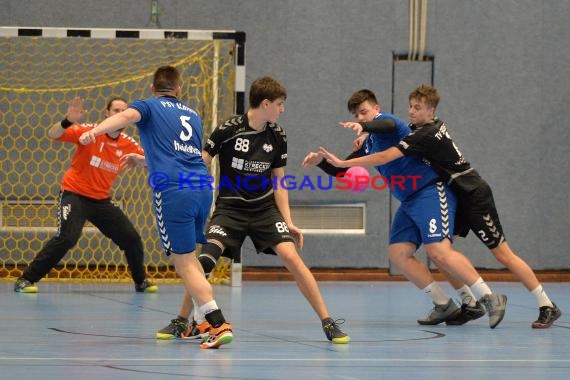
[
  {"left": 231, "top": 157, "right": 245, "bottom": 170},
  {"left": 231, "top": 157, "right": 271, "bottom": 173},
  {"left": 173, "top": 140, "right": 201, "bottom": 155},
  {"left": 244, "top": 160, "right": 271, "bottom": 172},
  {"left": 89, "top": 155, "right": 119, "bottom": 173}
]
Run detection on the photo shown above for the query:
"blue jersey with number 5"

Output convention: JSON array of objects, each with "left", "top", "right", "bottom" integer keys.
[{"left": 130, "top": 96, "right": 208, "bottom": 189}]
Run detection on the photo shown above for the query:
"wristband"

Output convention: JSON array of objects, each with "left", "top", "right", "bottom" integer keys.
[{"left": 60, "top": 118, "right": 73, "bottom": 129}]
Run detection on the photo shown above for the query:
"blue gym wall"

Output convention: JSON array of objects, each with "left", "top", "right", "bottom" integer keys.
[{"left": 2, "top": 0, "right": 569, "bottom": 270}]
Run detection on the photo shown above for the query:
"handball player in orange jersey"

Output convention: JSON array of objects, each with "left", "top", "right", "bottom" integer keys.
[{"left": 15, "top": 96, "right": 157, "bottom": 294}]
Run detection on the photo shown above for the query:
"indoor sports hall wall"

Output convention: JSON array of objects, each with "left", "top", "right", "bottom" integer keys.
[{"left": 2, "top": 0, "right": 569, "bottom": 271}]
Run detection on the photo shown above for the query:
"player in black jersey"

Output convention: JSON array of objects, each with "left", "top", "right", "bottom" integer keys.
[
  {"left": 156, "top": 77, "right": 350, "bottom": 344},
  {"left": 340, "top": 85, "right": 560, "bottom": 329}
]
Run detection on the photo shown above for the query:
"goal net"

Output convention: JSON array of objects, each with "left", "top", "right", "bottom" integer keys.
[{"left": 0, "top": 27, "right": 243, "bottom": 283}]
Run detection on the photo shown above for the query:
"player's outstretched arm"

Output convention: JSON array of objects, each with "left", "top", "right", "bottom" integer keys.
[
  {"left": 319, "top": 147, "right": 350, "bottom": 167},
  {"left": 320, "top": 146, "right": 403, "bottom": 168},
  {"left": 79, "top": 108, "right": 141, "bottom": 145}
]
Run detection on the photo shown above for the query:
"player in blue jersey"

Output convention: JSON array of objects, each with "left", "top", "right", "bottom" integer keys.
[
  {"left": 338, "top": 85, "right": 560, "bottom": 329},
  {"left": 304, "top": 89, "right": 507, "bottom": 328},
  {"left": 78, "top": 66, "right": 232, "bottom": 349}
]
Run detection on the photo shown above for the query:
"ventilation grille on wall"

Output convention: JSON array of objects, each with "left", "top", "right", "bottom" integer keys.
[
  {"left": 1, "top": 200, "right": 366, "bottom": 234},
  {"left": 290, "top": 203, "right": 365, "bottom": 234}
]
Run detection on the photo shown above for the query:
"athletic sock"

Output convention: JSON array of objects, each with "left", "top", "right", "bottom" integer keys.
[
  {"left": 199, "top": 300, "right": 219, "bottom": 317},
  {"left": 456, "top": 285, "right": 477, "bottom": 306},
  {"left": 422, "top": 281, "right": 450, "bottom": 305},
  {"left": 193, "top": 299, "right": 206, "bottom": 324},
  {"left": 531, "top": 285, "right": 554, "bottom": 308},
  {"left": 469, "top": 277, "right": 492, "bottom": 299}
]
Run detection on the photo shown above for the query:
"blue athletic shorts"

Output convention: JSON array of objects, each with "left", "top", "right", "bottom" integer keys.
[
  {"left": 390, "top": 182, "right": 456, "bottom": 247},
  {"left": 152, "top": 188, "right": 213, "bottom": 255}
]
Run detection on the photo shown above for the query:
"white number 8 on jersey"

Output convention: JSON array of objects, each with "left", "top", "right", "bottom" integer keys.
[{"left": 234, "top": 138, "right": 250, "bottom": 152}]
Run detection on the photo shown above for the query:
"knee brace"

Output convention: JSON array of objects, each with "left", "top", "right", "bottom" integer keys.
[{"left": 199, "top": 243, "right": 223, "bottom": 275}]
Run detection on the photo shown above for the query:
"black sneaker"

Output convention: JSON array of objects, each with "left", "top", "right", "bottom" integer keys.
[
  {"left": 417, "top": 299, "right": 461, "bottom": 325},
  {"left": 322, "top": 317, "right": 350, "bottom": 344},
  {"left": 156, "top": 317, "right": 189, "bottom": 339},
  {"left": 135, "top": 279, "right": 158, "bottom": 293},
  {"left": 532, "top": 303, "right": 561, "bottom": 329},
  {"left": 446, "top": 301, "right": 486, "bottom": 325},
  {"left": 14, "top": 277, "right": 38, "bottom": 293}
]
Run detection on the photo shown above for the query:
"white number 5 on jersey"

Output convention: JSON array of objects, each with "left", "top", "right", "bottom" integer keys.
[{"left": 179, "top": 116, "right": 193, "bottom": 141}]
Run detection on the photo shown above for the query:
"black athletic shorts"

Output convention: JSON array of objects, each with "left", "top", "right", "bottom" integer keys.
[
  {"left": 205, "top": 203, "right": 296, "bottom": 258},
  {"left": 454, "top": 182, "right": 506, "bottom": 249}
]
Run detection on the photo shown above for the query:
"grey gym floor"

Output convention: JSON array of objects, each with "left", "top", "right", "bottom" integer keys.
[{"left": 1, "top": 280, "right": 568, "bottom": 380}]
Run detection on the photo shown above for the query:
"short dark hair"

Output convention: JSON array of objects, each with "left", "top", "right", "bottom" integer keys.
[
  {"left": 106, "top": 97, "right": 128, "bottom": 111},
  {"left": 249, "top": 76, "right": 287, "bottom": 108},
  {"left": 153, "top": 66, "right": 180, "bottom": 92},
  {"left": 409, "top": 84, "right": 440, "bottom": 109},
  {"left": 347, "top": 89, "right": 378, "bottom": 113}
]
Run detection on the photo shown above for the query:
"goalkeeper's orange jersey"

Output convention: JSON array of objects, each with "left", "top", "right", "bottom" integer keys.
[{"left": 56, "top": 123, "right": 144, "bottom": 200}]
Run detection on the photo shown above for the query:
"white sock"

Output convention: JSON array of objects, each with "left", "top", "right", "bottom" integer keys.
[
  {"left": 469, "top": 277, "right": 492, "bottom": 299},
  {"left": 422, "top": 281, "right": 450, "bottom": 305},
  {"left": 531, "top": 285, "right": 554, "bottom": 308},
  {"left": 198, "top": 300, "right": 219, "bottom": 316},
  {"left": 192, "top": 299, "right": 205, "bottom": 323},
  {"left": 457, "top": 285, "right": 477, "bottom": 306}
]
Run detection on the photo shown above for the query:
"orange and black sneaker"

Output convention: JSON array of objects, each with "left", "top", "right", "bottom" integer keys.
[
  {"left": 199, "top": 322, "right": 233, "bottom": 349},
  {"left": 181, "top": 320, "right": 212, "bottom": 339}
]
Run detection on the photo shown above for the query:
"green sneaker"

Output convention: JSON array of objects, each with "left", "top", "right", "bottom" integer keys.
[
  {"left": 156, "top": 317, "right": 189, "bottom": 340},
  {"left": 135, "top": 279, "right": 158, "bottom": 293},
  {"left": 322, "top": 318, "right": 350, "bottom": 344},
  {"left": 14, "top": 277, "right": 38, "bottom": 293}
]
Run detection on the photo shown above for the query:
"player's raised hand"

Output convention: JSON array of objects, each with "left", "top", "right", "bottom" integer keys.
[
  {"left": 319, "top": 146, "right": 347, "bottom": 167},
  {"left": 66, "top": 96, "right": 87, "bottom": 123},
  {"left": 302, "top": 151, "right": 324, "bottom": 168},
  {"left": 339, "top": 121, "right": 364, "bottom": 135},
  {"left": 120, "top": 153, "right": 147, "bottom": 170}
]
